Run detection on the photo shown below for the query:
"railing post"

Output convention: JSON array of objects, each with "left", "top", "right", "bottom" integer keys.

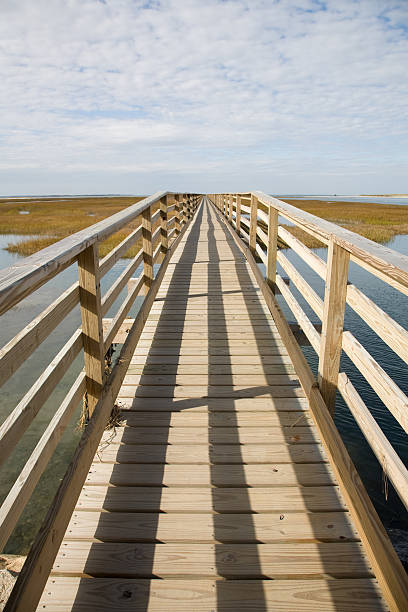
[
  {"left": 175, "top": 194, "right": 181, "bottom": 235},
  {"left": 236, "top": 194, "right": 241, "bottom": 233},
  {"left": 267, "top": 206, "right": 278, "bottom": 290},
  {"left": 318, "top": 239, "right": 350, "bottom": 414},
  {"left": 160, "top": 194, "right": 168, "bottom": 259},
  {"left": 249, "top": 193, "right": 258, "bottom": 255},
  {"left": 77, "top": 244, "right": 104, "bottom": 417},
  {"left": 229, "top": 194, "right": 233, "bottom": 224},
  {"left": 142, "top": 204, "right": 153, "bottom": 295}
]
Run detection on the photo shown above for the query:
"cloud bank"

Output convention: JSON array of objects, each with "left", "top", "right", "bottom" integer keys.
[{"left": 0, "top": 0, "right": 407, "bottom": 194}]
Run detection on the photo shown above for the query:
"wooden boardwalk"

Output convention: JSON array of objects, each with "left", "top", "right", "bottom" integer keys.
[{"left": 38, "top": 199, "right": 386, "bottom": 610}]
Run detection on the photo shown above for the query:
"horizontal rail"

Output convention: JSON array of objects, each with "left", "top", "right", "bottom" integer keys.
[
  {"left": 211, "top": 191, "right": 408, "bottom": 549},
  {"left": 210, "top": 195, "right": 408, "bottom": 610}
]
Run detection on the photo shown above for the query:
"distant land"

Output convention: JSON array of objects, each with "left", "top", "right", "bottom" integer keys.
[{"left": 360, "top": 194, "right": 408, "bottom": 197}]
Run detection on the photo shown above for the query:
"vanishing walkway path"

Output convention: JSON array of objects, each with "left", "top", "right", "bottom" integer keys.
[{"left": 38, "top": 199, "right": 385, "bottom": 610}]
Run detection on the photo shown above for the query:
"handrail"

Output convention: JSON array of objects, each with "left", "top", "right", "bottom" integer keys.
[
  {"left": 0, "top": 192, "right": 201, "bottom": 610},
  {"left": 209, "top": 192, "right": 408, "bottom": 611},
  {"left": 210, "top": 191, "right": 408, "bottom": 511},
  {"left": 0, "top": 190, "right": 170, "bottom": 315}
]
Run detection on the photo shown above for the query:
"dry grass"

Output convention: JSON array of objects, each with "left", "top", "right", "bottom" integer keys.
[
  {"left": 280, "top": 199, "right": 408, "bottom": 248},
  {"left": 0, "top": 196, "right": 150, "bottom": 257}
]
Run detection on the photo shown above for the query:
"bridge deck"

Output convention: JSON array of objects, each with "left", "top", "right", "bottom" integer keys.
[{"left": 39, "top": 200, "right": 385, "bottom": 610}]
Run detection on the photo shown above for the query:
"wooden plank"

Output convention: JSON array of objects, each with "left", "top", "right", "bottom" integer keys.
[
  {"left": 93, "top": 443, "right": 327, "bottom": 465},
  {"left": 131, "top": 346, "right": 290, "bottom": 356},
  {"left": 38, "top": 577, "right": 385, "bottom": 611},
  {"left": 76, "top": 485, "right": 346, "bottom": 512},
  {"left": 78, "top": 244, "right": 105, "bottom": 417},
  {"left": 126, "top": 363, "right": 295, "bottom": 374},
  {"left": 278, "top": 225, "right": 326, "bottom": 279},
  {"left": 122, "top": 373, "right": 299, "bottom": 386},
  {"left": 99, "top": 425, "right": 318, "bottom": 445},
  {"left": 0, "top": 374, "right": 86, "bottom": 551},
  {"left": 99, "top": 226, "right": 142, "bottom": 277},
  {"left": 0, "top": 282, "right": 79, "bottom": 388},
  {"left": 318, "top": 240, "right": 349, "bottom": 413},
  {"left": 101, "top": 249, "right": 142, "bottom": 316},
  {"left": 342, "top": 331, "right": 408, "bottom": 434},
  {"left": 276, "top": 274, "right": 321, "bottom": 353},
  {"left": 118, "top": 385, "right": 305, "bottom": 398},
  {"left": 0, "top": 330, "right": 83, "bottom": 468},
  {"left": 160, "top": 194, "right": 168, "bottom": 258},
  {"left": 119, "top": 410, "right": 311, "bottom": 427},
  {"left": 51, "top": 541, "right": 370, "bottom": 578},
  {"left": 267, "top": 206, "right": 278, "bottom": 288},
  {"left": 85, "top": 462, "right": 333, "bottom": 487},
  {"left": 249, "top": 194, "right": 258, "bottom": 254},
  {"left": 118, "top": 396, "right": 309, "bottom": 411},
  {"left": 142, "top": 205, "right": 153, "bottom": 294},
  {"left": 236, "top": 194, "right": 241, "bottom": 233},
  {"left": 347, "top": 283, "right": 408, "bottom": 364},
  {"left": 64, "top": 509, "right": 358, "bottom": 543},
  {"left": 103, "top": 275, "right": 144, "bottom": 352},
  {"left": 277, "top": 250, "right": 324, "bottom": 319},
  {"left": 338, "top": 372, "right": 408, "bottom": 511},
  {"left": 174, "top": 194, "right": 181, "bottom": 235}
]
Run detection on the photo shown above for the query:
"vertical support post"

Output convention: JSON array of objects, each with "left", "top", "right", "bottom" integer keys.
[
  {"left": 78, "top": 244, "right": 104, "bottom": 417},
  {"left": 236, "top": 194, "right": 241, "bottom": 233},
  {"left": 160, "top": 194, "right": 168, "bottom": 260},
  {"left": 249, "top": 193, "right": 258, "bottom": 255},
  {"left": 175, "top": 194, "right": 181, "bottom": 235},
  {"left": 318, "top": 240, "right": 350, "bottom": 414},
  {"left": 266, "top": 206, "right": 278, "bottom": 290},
  {"left": 229, "top": 194, "right": 233, "bottom": 224},
  {"left": 142, "top": 205, "right": 153, "bottom": 295}
]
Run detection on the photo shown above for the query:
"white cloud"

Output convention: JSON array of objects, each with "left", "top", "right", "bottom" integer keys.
[{"left": 0, "top": 0, "right": 407, "bottom": 194}]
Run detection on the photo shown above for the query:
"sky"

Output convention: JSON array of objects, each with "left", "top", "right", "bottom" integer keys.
[{"left": 0, "top": 0, "right": 407, "bottom": 196}]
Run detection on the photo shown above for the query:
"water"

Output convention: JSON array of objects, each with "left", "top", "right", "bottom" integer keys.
[{"left": 1, "top": 216, "right": 408, "bottom": 562}]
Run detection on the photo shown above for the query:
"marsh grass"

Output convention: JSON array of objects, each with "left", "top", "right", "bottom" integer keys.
[
  {"left": 0, "top": 196, "right": 153, "bottom": 257},
  {"left": 282, "top": 199, "right": 408, "bottom": 247}
]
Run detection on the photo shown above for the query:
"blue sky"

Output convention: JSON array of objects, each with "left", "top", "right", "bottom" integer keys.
[{"left": 0, "top": 0, "right": 407, "bottom": 195}]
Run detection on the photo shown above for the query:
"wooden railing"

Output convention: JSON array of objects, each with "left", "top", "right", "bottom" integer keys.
[
  {"left": 0, "top": 192, "right": 201, "bottom": 611},
  {"left": 209, "top": 192, "right": 408, "bottom": 610}
]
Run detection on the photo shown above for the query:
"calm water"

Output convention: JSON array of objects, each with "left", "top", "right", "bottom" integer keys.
[{"left": 1, "top": 207, "right": 408, "bottom": 562}]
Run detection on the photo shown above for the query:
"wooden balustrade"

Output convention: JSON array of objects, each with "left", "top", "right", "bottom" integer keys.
[
  {"left": 209, "top": 192, "right": 408, "bottom": 609},
  {"left": 210, "top": 191, "right": 408, "bottom": 516},
  {"left": 0, "top": 192, "right": 201, "bottom": 598}
]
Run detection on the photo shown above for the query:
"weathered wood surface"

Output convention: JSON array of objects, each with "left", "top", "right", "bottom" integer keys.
[
  {"left": 38, "top": 198, "right": 387, "bottom": 611},
  {"left": 215, "top": 197, "right": 408, "bottom": 611}
]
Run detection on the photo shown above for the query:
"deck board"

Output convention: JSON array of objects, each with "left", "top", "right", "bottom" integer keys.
[{"left": 39, "top": 198, "right": 386, "bottom": 610}]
